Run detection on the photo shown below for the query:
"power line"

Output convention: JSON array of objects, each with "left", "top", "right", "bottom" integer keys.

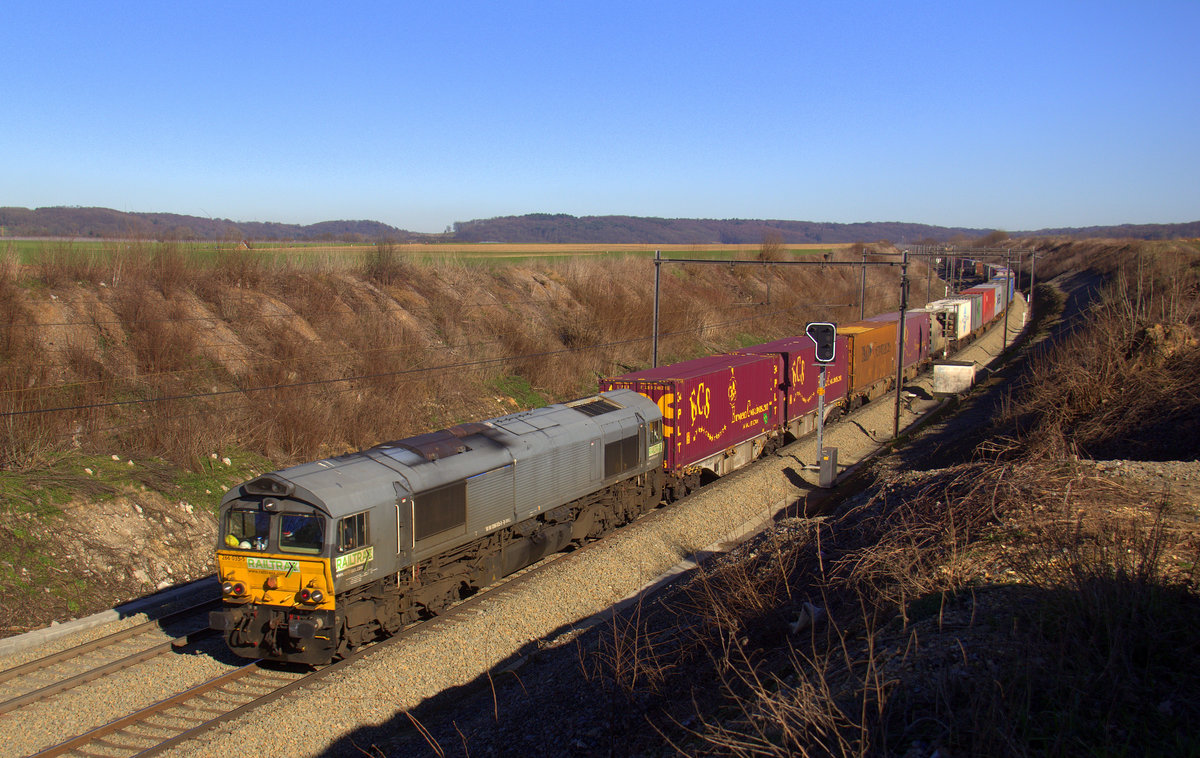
[
  {"left": 0, "top": 299, "right": 769, "bottom": 397},
  {"left": 0, "top": 306, "right": 801, "bottom": 420}
]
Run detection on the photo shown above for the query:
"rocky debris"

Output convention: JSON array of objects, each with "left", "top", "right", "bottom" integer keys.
[{"left": 1081, "top": 458, "right": 1200, "bottom": 513}]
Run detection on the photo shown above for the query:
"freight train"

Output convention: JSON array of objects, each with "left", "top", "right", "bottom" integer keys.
[{"left": 211, "top": 276, "right": 1015, "bottom": 664}]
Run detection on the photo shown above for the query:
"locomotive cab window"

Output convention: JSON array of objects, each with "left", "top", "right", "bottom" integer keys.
[
  {"left": 647, "top": 420, "right": 663, "bottom": 454},
  {"left": 224, "top": 508, "right": 270, "bottom": 551},
  {"left": 280, "top": 513, "right": 325, "bottom": 554},
  {"left": 339, "top": 512, "right": 369, "bottom": 552}
]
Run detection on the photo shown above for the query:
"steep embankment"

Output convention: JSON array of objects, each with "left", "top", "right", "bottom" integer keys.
[{"left": 0, "top": 244, "right": 910, "bottom": 634}]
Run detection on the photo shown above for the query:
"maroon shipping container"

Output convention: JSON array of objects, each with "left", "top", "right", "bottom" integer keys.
[
  {"left": 961, "top": 286, "right": 996, "bottom": 324},
  {"left": 600, "top": 353, "right": 781, "bottom": 475},
  {"left": 734, "top": 335, "right": 849, "bottom": 424},
  {"left": 864, "top": 311, "right": 932, "bottom": 369}
]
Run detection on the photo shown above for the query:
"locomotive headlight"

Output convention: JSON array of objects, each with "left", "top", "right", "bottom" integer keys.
[
  {"left": 298, "top": 588, "right": 325, "bottom": 604},
  {"left": 222, "top": 581, "right": 234, "bottom": 596}
]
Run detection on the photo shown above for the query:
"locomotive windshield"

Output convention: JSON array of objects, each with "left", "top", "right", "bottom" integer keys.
[
  {"left": 223, "top": 508, "right": 326, "bottom": 554},
  {"left": 225, "top": 508, "right": 270, "bottom": 551},
  {"left": 280, "top": 513, "right": 325, "bottom": 554}
]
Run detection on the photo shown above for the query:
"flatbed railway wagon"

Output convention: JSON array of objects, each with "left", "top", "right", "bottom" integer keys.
[
  {"left": 734, "top": 334, "right": 850, "bottom": 438},
  {"left": 601, "top": 353, "right": 781, "bottom": 499}
]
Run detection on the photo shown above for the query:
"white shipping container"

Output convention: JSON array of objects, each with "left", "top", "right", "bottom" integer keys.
[{"left": 926, "top": 298, "right": 973, "bottom": 340}]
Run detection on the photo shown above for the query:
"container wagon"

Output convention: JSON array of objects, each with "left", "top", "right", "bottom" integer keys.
[
  {"left": 864, "top": 310, "right": 933, "bottom": 376},
  {"left": 837, "top": 320, "right": 900, "bottom": 407},
  {"left": 600, "top": 353, "right": 781, "bottom": 499},
  {"left": 734, "top": 334, "right": 850, "bottom": 439},
  {"left": 961, "top": 286, "right": 997, "bottom": 325}
]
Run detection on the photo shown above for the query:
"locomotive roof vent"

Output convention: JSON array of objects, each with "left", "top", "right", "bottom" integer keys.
[
  {"left": 243, "top": 474, "right": 295, "bottom": 498},
  {"left": 567, "top": 396, "right": 622, "bottom": 417},
  {"left": 396, "top": 423, "right": 489, "bottom": 462}
]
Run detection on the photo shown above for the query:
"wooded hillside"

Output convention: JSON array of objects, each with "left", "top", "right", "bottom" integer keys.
[{"left": 3, "top": 206, "right": 1197, "bottom": 244}]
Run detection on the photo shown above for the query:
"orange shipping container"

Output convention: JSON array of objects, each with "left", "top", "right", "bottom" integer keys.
[{"left": 839, "top": 320, "right": 898, "bottom": 402}]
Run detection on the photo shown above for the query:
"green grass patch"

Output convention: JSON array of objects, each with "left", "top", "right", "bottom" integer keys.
[
  {"left": 0, "top": 459, "right": 111, "bottom": 517},
  {"left": 490, "top": 375, "right": 546, "bottom": 409},
  {"left": 176, "top": 448, "right": 273, "bottom": 512},
  {"left": 0, "top": 448, "right": 270, "bottom": 519},
  {"left": 732, "top": 332, "right": 772, "bottom": 348}
]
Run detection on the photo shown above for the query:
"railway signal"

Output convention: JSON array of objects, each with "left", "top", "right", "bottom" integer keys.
[
  {"left": 806, "top": 322, "right": 838, "bottom": 487},
  {"left": 805, "top": 322, "right": 837, "bottom": 363}
]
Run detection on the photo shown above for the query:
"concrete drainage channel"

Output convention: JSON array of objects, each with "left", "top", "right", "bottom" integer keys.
[{"left": 0, "top": 576, "right": 220, "bottom": 660}]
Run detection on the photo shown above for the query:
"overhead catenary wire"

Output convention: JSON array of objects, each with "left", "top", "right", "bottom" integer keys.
[
  {"left": 0, "top": 305, "right": 810, "bottom": 420},
  {"left": 0, "top": 298, "right": 793, "bottom": 398}
]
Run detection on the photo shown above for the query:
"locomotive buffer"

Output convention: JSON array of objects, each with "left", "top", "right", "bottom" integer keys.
[{"left": 806, "top": 322, "right": 838, "bottom": 488}]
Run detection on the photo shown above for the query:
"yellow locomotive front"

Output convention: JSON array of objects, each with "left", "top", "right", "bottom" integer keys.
[{"left": 211, "top": 497, "right": 339, "bottom": 665}]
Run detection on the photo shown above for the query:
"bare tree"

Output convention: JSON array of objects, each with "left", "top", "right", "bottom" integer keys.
[{"left": 758, "top": 230, "right": 785, "bottom": 262}]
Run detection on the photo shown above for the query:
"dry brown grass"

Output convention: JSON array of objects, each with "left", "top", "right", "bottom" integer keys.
[
  {"left": 1000, "top": 240, "right": 1200, "bottom": 461},
  {"left": 566, "top": 239, "right": 1200, "bottom": 756},
  {"left": 571, "top": 456, "right": 1200, "bottom": 757},
  {"left": 0, "top": 241, "right": 908, "bottom": 472}
]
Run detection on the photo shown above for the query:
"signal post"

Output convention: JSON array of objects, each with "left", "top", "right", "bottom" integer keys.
[{"left": 806, "top": 322, "right": 838, "bottom": 488}]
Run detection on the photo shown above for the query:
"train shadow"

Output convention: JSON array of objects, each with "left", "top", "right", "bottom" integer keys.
[
  {"left": 318, "top": 483, "right": 845, "bottom": 756},
  {"left": 318, "top": 559, "right": 1200, "bottom": 757},
  {"left": 319, "top": 570, "right": 710, "bottom": 756}
]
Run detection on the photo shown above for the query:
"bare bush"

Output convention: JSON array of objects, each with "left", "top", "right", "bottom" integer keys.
[{"left": 364, "top": 238, "right": 411, "bottom": 286}]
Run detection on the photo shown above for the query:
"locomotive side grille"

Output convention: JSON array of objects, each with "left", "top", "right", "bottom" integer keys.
[
  {"left": 467, "top": 464, "right": 515, "bottom": 530},
  {"left": 554, "top": 439, "right": 592, "bottom": 495},
  {"left": 414, "top": 481, "right": 467, "bottom": 541}
]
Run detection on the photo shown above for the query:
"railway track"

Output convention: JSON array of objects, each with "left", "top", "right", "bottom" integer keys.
[
  {"left": 32, "top": 662, "right": 308, "bottom": 757},
  {"left": 11, "top": 310, "right": 1031, "bottom": 756},
  {"left": 0, "top": 598, "right": 220, "bottom": 717},
  {"left": 9, "top": 335, "right": 996, "bottom": 756},
  {"left": 22, "top": 549, "right": 573, "bottom": 757}
]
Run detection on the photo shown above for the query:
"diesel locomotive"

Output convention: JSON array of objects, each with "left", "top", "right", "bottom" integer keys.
[{"left": 211, "top": 388, "right": 664, "bottom": 665}]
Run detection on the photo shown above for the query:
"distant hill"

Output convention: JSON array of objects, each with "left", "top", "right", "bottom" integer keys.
[
  {"left": 0, "top": 207, "right": 418, "bottom": 242},
  {"left": 2, "top": 206, "right": 1197, "bottom": 244},
  {"left": 1029, "top": 221, "right": 1200, "bottom": 240},
  {"left": 449, "top": 214, "right": 987, "bottom": 244},
  {"left": 449, "top": 214, "right": 1200, "bottom": 244}
]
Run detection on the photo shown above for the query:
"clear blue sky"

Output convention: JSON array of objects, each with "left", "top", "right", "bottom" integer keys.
[{"left": 3, "top": 1, "right": 1197, "bottom": 233}]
